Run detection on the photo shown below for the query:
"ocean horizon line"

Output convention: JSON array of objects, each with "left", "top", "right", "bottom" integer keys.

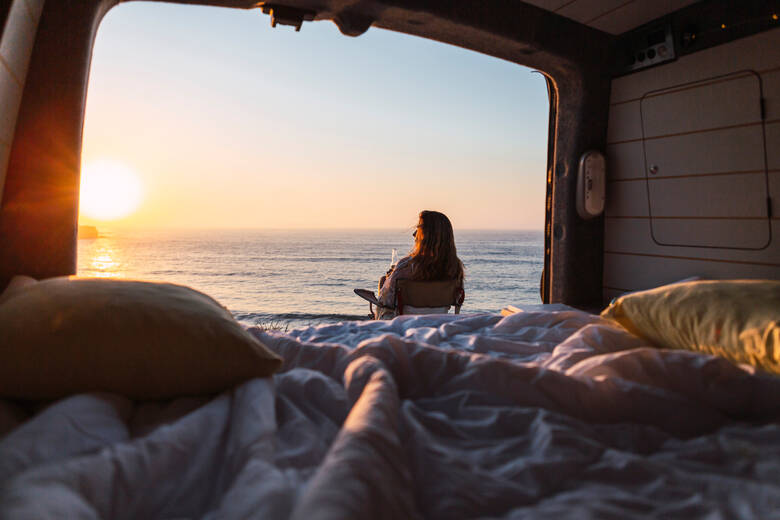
[{"left": 81, "top": 225, "right": 545, "bottom": 233}]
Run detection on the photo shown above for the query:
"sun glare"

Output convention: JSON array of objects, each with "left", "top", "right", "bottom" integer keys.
[{"left": 79, "top": 160, "right": 143, "bottom": 221}]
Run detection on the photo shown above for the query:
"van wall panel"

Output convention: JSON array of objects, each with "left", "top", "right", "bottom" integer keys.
[
  {"left": 606, "top": 100, "right": 642, "bottom": 143},
  {"left": 605, "top": 218, "right": 780, "bottom": 261},
  {"left": 23, "top": 0, "right": 43, "bottom": 21},
  {"left": 641, "top": 74, "right": 761, "bottom": 138},
  {"left": 606, "top": 141, "right": 644, "bottom": 181},
  {"left": 0, "top": 142, "right": 8, "bottom": 183},
  {"left": 0, "top": 0, "right": 36, "bottom": 82},
  {"left": 762, "top": 69, "right": 780, "bottom": 120},
  {"left": 605, "top": 180, "right": 647, "bottom": 217},
  {"left": 768, "top": 123, "right": 780, "bottom": 170},
  {"left": 649, "top": 219, "right": 770, "bottom": 249},
  {"left": 0, "top": 0, "right": 42, "bottom": 202},
  {"left": 0, "top": 63, "right": 21, "bottom": 145},
  {"left": 610, "top": 28, "right": 780, "bottom": 104},
  {"left": 604, "top": 29, "right": 780, "bottom": 301},
  {"left": 647, "top": 173, "right": 767, "bottom": 218},
  {"left": 602, "top": 287, "right": 624, "bottom": 303},
  {"left": 603, "top": 252, "right": 780, "bottom": 294},
  {"left": 643, "top": 126, "right": 765, "bottom": 177}
]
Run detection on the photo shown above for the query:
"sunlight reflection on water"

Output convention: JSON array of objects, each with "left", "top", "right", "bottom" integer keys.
[{"left": 80, "top": 239, "right": 124, "bottom": 278}]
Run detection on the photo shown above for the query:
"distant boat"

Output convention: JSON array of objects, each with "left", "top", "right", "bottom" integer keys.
[{"left": 78, "top": 225, "right": 99, "bottom": 239}]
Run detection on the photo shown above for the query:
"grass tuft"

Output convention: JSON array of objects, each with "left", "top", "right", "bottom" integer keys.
[{"left": 255, "top": 319, "right": 290, "bottom": 333}]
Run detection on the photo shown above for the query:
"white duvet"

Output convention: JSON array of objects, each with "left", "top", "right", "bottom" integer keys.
[{"left": 2, "top": 308, "right": 780, "bottom": 519}]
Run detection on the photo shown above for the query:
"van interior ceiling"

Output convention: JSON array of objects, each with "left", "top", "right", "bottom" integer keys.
[{"left": 0, "top": 0, "right": 778, "bottom": 304}]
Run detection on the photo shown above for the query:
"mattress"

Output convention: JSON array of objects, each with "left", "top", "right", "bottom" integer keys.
[{"left": 2, "top": 308, "right": 780, "bottom": 519}]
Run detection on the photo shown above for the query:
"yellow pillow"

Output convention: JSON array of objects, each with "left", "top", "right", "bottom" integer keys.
[
  {"left": 0, "top": 275, "right": 36, "bottom": 305},
  {"left": 601, "top": 280, "right": 780, "bottom": 374},
  {"left": 0, "top": 277, "right": 282, "bottom": 399}
]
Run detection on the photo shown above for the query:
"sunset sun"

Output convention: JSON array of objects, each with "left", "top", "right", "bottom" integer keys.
[{"left": 79, "top": 160, "right": 144, "bottom": 221}]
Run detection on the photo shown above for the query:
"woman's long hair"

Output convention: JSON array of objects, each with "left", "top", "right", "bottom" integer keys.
[{"left": 409, "top": 210, "right": 464, "bottom": 284}]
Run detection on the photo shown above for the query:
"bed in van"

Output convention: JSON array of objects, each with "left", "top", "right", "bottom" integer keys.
[{"left": 0, "top": 0, "right": 778, "bottom": 517}]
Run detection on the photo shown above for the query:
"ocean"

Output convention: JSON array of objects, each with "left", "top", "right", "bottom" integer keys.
[{"left": 77, "top": 229, "right": 544, "bottom": 329}]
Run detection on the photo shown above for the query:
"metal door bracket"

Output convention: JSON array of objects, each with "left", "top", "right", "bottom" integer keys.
[{"left": 258, "top": 3, "right": 315, "bottom": 31}]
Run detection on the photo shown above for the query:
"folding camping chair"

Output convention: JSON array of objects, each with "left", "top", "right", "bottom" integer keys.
[{"left": 355, "top": 279, "right": 465, "bottom": 319}]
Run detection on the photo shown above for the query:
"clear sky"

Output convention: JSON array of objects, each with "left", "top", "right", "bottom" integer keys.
[{"left": 79, "top": 2, "right": 549, "bottom": 230}]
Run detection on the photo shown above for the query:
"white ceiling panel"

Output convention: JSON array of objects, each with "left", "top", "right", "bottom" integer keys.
[
  {"left": 557, "top": 0, "right": 632, "bottom": 25},
  {"left": 522, "top": 0, "right": 577, "bottom": 12},
  {"left": 590, "top": 0, "right": 701, "bottom": 34},
  {"left": 522, "top": 0, "right": 702, "bottom": 35}
]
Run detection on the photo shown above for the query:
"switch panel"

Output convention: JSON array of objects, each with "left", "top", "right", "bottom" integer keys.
[{"left": 617, "top": 23, "right": 676, "bottom": 75}]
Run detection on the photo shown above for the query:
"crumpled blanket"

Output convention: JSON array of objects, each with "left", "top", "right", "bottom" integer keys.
[{"left": 2, "top": 310, "right": 780, "bottom": 519}]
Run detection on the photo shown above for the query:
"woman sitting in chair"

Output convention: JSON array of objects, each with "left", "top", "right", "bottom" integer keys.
[{"left": 375, "top": 210, "right": 465, "bottom": 319}]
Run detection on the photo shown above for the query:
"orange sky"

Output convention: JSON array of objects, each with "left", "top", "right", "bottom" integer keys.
[{"left": 79, "top": 3, "right": 549, "bottom": 230}]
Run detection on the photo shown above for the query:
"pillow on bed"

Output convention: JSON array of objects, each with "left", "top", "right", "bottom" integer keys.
[
  {"left": 0, "top": 275, "right": 36, "bottom": 305},
  {"left": 0, "top": 277, "right": 282, "bottom": 399},
  {"left": 601, "top": 279, "right": 780, "bottom": 374}
]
